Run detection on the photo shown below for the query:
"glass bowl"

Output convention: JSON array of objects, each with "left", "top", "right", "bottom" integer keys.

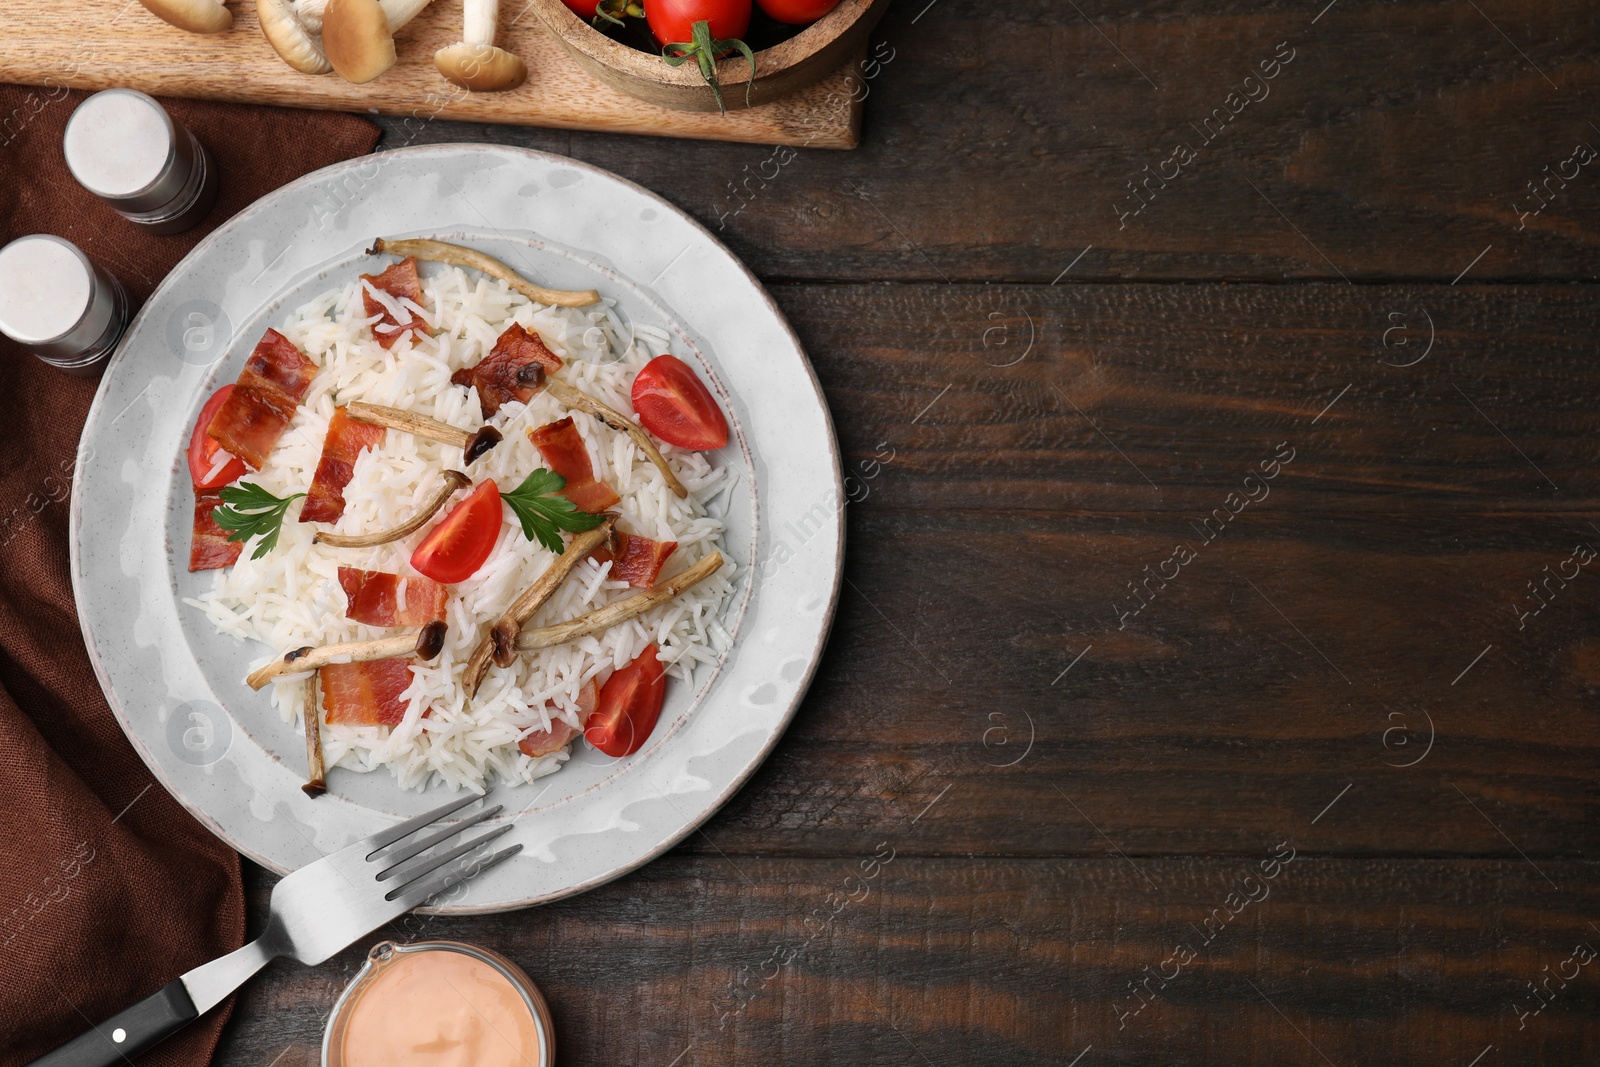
[{"left": 323, "top": 940, "right": 555, "bottom": 1067}]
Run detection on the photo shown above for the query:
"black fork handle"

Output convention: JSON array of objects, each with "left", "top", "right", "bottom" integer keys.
[{"left": 27, "top": 980, "right": 197, "bottom": 1067}]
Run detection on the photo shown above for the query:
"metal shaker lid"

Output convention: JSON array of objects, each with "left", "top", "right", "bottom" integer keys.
[
  {"left": 0, "top": 234, "right": 96, "bottom": 345},
  {"left": 63, "top": 89, "right": 192, "bottom": 213}
]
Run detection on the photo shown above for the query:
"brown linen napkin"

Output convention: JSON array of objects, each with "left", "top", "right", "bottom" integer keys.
[{"left": 0, "top": 87, "right": 379, "bottom": 1067}]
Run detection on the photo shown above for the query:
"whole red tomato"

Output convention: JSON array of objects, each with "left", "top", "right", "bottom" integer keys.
[
  {"left": 646, "top": 0, "right": 750, "bottom": 46},
  {"left": 755, "top": 0, "right": 838, "bottom": 23},
  {"left": 560, "top": 0, "right": 602, "bottom": 14}
]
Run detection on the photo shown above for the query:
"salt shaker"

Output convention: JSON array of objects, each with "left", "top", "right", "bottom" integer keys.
[
  {"left": 0, "top": 235, "right": 128, "bottom": 377},
  {"left": 62, "top": 89, "right": 218, "bottom": 235}
]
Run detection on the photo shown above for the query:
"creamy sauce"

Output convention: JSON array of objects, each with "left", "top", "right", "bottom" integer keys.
[{"left": 341, "top": 949, "right": 542, "bottom": 1067}]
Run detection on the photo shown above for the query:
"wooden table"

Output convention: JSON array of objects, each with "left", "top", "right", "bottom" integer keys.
[{"left": 216, "top": 1, "right": 1600, "bottom": 1064}]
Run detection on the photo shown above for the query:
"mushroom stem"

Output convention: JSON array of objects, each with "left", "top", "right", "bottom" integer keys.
[
  {"left": 344, "top": 401, "right": 501, "bottom": 464},
  {"left": 370, "top": 238, "right": 599, "bottom": 308},
  {"left": 463, "top": 516, "right": 616, "bottom": 696},
  {"left": 380, "top": 0, "right": 433, "bottom": 29},
  {"left": 464, "top": 0, "right": 496, "bottom": 42},
  {"left": 545, "top": 378, "right": 688, "bottom": 498},
  {"left": 315, "top": 469, "right": 471, "bottom": 548},
  {"left": 513, "top": 551, "right": 724, "bottom": 653},
  {"left": 302, "top": 674, "right": 327, "bottom": 798},
  {"left": 245, "top": 622, "right": 447, "bottom": 690}
]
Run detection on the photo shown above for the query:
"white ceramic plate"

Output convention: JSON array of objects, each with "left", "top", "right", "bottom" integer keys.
[{"left": 69, "top": 145, "right": 842, "bottom": 913}]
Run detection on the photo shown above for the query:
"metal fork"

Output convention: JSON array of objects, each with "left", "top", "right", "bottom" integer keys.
[{"left": 29, "top": 791, "right": 518, "bottom": 1067}]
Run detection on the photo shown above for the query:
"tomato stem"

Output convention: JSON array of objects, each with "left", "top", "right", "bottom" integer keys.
[
  {"left": 661, "top": 19, "right": 756, "bottom": 115},
  {"left": 591, "top": 0, "right": 628, "bottom": 28}
]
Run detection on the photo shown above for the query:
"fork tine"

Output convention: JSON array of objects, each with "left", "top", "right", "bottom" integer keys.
[
  {"left": 373, "top": 804, "right": 504, "bottom": 879},
  {"left": 380, "top": 824, "right": 516, "bottom": 895},
  {"left": 389, "top": 843, "right": 523, "bottom": 909},
  {"left": 359, "top": 790, "right": 490, "bottom": 858}
]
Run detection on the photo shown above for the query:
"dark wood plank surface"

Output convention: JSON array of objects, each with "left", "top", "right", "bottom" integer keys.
[
  {"left": 774, "top": 283, "right": 1600, "bottom": 513},
  {"left": 390, "top": 0, "right": 1600, "bottom": 283},
  {"left": 223, "top": 857, "right": 1600, "bottom": 1067},
  {"left": 209, "top": 0, "right": 1600, "bottom": 1064}
]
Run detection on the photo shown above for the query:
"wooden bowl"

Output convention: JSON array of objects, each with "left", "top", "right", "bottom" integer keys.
[{"left": 529, "top": 0, "right": 892, "bottom": 112}]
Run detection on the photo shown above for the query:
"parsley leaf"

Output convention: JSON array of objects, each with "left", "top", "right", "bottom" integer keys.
[
  {"left": 211, "top": 482, "right": 305, "bottom": 560},
  {"left": 500, "top": 468, "right": 605, "bottom": 554}
]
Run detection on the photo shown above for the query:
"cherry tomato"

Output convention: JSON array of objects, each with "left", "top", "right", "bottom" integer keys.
[
  {"left": 585, "top": 644, "right": 666, "bottom": 757},
  {"left": 560, "top": 0, "right": 602, "bottom": 14},
  {"left": 646, "top": 0, "right": 750, "bottom": 46},
  {"left": 187, "top": 386, "right": 248, "bottom": 490},
  {"left": 755, "top": 0, "right": 838, "bottom": 23},
  {"left": 631, "top": 355, "right": 728, "bottom": 450},
  {"left": 410, "top": 479, "right": 501, "bottom": 583}
]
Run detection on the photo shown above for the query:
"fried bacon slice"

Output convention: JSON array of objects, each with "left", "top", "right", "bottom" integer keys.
[
  {"left": 361, "top": 256, "right": 429, "bottom": 350},
  {"left": 451, "top": 323, "right": 563, "bottom": 418},
  {"left": 529, "top": 416, "right": 620, "bottom": 513},
  {"left": 300, "top": 408, "right": 387, "bottom": 524},
  {"left": 189, "top": 489, "right": 243, "bottom": 572},
  {"left": 205, "top": 328, "right": 317, "bottom": 470},
  {"left": 320, "top": 658, "right": 414, "bottom": 727},
  {"left": 339, "top": 567, "right": 449, "bottom": 627},
  {"left": 518, "top": 678, "right": 599, "bottom": 758},
  {"left": 594, "top": 531, "right": 678, "bottom": 589},
  {"left": 542, "top": 378, "right": 687, "bottom": 499}
]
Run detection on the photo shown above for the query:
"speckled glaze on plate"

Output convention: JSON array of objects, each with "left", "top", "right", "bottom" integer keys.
[{"left": 69, "top": 144, "right": 843, "bottom": 914}]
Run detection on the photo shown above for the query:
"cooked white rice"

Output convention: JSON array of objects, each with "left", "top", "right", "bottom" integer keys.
[{"left": 185, "top": 264, "right": 737, "bottom": 792}]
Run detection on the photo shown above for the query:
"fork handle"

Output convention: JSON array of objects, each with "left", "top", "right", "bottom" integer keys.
[{"left": 27, "top": 980, "right": 197, "bottom": 1067}]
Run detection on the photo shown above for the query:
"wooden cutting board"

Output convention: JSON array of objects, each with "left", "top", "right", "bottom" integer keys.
[{"left": 0, "top": 1, "right": 864, "bottom": 148}]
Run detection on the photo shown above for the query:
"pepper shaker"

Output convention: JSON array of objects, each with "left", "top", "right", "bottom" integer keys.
[
  {"left": 62, "top": 89, "right": 218, "bottom": 235},
  {"left": 0, "top": 235, "right": 129, "bottom": 377}
]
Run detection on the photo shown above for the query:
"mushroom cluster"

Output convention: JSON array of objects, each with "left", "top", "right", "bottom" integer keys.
[{"left": 134, "top": 0, "right": 526, "bottom": 91}]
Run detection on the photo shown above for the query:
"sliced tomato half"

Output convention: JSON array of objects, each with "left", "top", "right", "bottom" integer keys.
[
  {"left": 631, "top": 355, "right": 728, "bottom": 451},
  {"left": 187, "top": 386, "right": 247, "bottom": 490},
  {"left": 584, "top": 644, "right": 667, "bottom": 757},
  {"left": 410, "top": 479, "right": 501, "bottom": 583}
]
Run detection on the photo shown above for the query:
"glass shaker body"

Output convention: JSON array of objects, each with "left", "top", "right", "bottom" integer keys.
[
  {"left": 0, "top": 235, "right": 128, "bottom": 377},
  {"left": 63, "top": 89, "right": 218, "bottom": 235}
]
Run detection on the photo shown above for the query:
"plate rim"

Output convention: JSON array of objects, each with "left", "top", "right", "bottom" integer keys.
[{"left": 68, "top": 142, "right": 845, "bottom": 914}]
